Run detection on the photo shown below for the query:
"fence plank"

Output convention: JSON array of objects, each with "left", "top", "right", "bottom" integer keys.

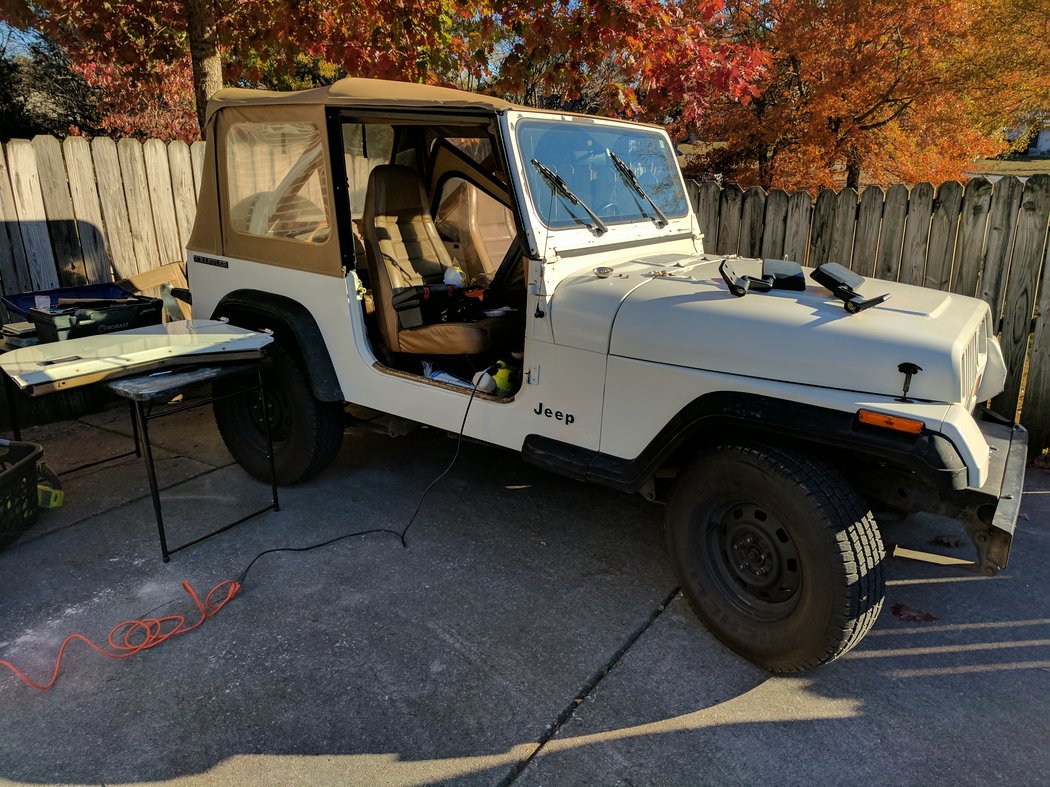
[
  {"left": 852, "top": 186, "right": 884, "bottom": 278},
  {"left": 143, "top": 139, "right": 182, "bottom": 265},
  {"left": 952, "top": 178, "right": 993, "bottom": 296},
  {"left": 0, "top": 144, "right": 33, "bottom": 295},
  {"left": 1023, "top": 237, "right": 1050, "bottom": 454},
  {"left": 62, "top": 136, "right": 111, "bottom": 284},
  {"left": 695, "top": 181, "right": 720, "bottom": 251},
  {"left": 761, "top": 189, "right": 789, "bottom": 259},
  {"left": 168, "top": 141, "right": 196, "bottom": 252},
  {"left": 739, "top": 186, "right": 766, "bottom": 258},
  {"left": 716, "top": 183, "right": 744, "bottom": 255},
  {"left": 190, "top": 140, "right": 206, "bottom": 200},
  {"left": 993, "top": 175, "right": 1050, "bottom": 418},
  {"left": 31, "top": 135, "right": 85, "bottom": 285},
  {"left": 980, "top": 176, "right": 1025, "bottom": 320},
  {"left": 5, "top": 139, "right": 59, "bottom": 290},
  {"left": 116, "top": 138, "right": 161, "bottom": 275},
  {"left": 924, "top": 181, "right": 963, "bottom": 292},
  {"left": 91, "top": 137, "right": 136, "bottom": 280},
  {"left": 808, "top": 188, "right": 837, "bottom": 266},
  {"left": 874, "top": 184, "right": 908, "bottom": 282},
  {"left": 783, "top": 191, "right": 812, "bottom": 264},
  {"left": 898, "top": 182, "right": 934, "bottom": 286},
  {"left": 831, "top": 187, "right": 858, "bottom": 268}
]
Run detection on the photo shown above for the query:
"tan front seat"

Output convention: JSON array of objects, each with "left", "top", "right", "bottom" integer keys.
[{"left": 362, "top": 165, "right": 509, "bottom": 356}]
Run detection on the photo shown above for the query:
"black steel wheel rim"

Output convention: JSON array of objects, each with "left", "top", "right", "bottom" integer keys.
[
  {"left": 700, "top": 499, "right": 802, "bottom": 620},
  {"left": 248, "top": 386, "right": 290, "bottom": 443}
]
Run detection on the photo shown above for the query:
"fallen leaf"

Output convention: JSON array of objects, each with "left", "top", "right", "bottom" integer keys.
[
  {"left": 1019, "top": 512, "right": 1030, "bottom": 521},
  {"left": 891, "top": 602, "right": 938, "bottom": 622},
  {"left": 931, "top": 534, "right": 965, "bottom": 548}
]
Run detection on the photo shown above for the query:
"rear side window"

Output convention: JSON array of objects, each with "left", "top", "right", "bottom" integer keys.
[
  {"left": 342, "top": 123, "right": 395, "bottom": 218},
  {"left": 226, "top": 122, "right": 331, "bottom": 243}
]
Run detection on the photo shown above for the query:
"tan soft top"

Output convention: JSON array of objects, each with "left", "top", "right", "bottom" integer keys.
[{"left": 207, "top": 77, "right": 516, "bottom": 121}]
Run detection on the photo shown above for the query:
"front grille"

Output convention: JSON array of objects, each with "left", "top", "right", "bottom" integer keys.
[{"left": 961, "top": 328, "right": 981, "bottom": 402}]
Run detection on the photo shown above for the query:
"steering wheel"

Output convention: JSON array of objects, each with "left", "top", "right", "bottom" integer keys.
[{"left": 598, "top": 202, "right": 619, "bottom": 217}]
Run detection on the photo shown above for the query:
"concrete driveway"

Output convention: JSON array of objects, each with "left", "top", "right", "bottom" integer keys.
[{"left": 0, "top": 401, "right": 1048, "bottom": 785}]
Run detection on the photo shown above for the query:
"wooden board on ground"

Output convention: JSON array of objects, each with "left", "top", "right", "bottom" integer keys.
[{"left": 117, "top": 261, "right": 192, "bottom": 321}]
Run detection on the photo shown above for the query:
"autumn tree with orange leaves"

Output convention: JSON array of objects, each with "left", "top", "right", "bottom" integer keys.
[{"left": 691, "top": 0, "right": 1047, "bottom": 190}]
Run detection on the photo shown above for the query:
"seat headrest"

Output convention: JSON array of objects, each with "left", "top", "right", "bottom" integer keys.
[{"left": 365, "top": 164, "right": 428, "bottom": 215}]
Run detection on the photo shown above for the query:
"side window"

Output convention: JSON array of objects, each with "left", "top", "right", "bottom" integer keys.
[
  {"left": 226, "top": 122, "right": 330, "bottom": 243},
  {"left": 343, "top": 123, "right": 395, "bottom": 218}
]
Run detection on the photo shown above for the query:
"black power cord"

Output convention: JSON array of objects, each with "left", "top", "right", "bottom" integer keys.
[{"left": 235, "top": 377, "right": 484, "bottom": 588}]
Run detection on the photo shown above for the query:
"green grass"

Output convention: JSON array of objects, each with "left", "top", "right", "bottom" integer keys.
[{"left": 970, "top": 156, "right": 1050, "bottom": 177}]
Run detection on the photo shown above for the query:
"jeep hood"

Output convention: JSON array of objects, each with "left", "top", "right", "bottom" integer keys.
[{"left": 548, "top": 254, "right": 993, "bottom": 403}]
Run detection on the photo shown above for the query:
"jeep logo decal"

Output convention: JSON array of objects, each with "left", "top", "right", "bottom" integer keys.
[{"left": 534, "top": 402, "right": 575, "bottom": 425}]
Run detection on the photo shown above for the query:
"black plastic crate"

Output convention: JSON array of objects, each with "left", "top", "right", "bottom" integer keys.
[
  {"left": 0, "top": 439, "right": 42, "bottom": 550},
  {"left": 27, "top": 295, "right": 163, "bottom": 342}
]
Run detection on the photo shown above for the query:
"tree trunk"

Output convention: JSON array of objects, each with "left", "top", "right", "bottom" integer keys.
[
  {"left": 186, "top": 0, "right": 223, "bottom": 138},
  {"left": 845, "top": 147, "right": 862, "bottom": 190}
]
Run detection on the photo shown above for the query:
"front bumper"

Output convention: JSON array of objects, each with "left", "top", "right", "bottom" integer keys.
[{"left": 951, "top": 410, "right": 1028, "bottom": 575}]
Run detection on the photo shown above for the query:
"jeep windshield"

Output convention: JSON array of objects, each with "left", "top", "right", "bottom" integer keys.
[{"left": 515, "top": 118, "right": 689, "bottom": 231}]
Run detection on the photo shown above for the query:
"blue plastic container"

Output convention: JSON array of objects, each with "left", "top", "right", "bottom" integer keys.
[{"left": 2, "top": 282, "right": 134, "bottom": 319}]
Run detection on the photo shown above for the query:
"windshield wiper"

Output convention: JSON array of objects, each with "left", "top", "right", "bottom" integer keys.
[
  {"left": 607, "top": 149, "right": 668, "bottom": 228},
  {"left": 530, "top": 158, "right": 608, "bottom": 236}
]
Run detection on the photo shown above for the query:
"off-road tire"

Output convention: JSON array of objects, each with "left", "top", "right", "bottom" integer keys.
[
  {"left": 667, "top": 443, "right": 885, "bottom": 672},
  {"left": 213, "top": 343, "right": 344, "bottom": 484}
]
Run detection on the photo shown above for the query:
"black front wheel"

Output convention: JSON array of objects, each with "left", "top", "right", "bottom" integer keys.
[
  {"left": 667, "top": 443, "right": 885, "bottom": 672},
  {"left": 213, "top": 343, "right": 344, "bottom": 485}
]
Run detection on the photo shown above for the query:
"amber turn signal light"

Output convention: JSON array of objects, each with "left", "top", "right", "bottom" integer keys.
[{"left": 857, "top": 409, "right": 924, "bottom": 435}]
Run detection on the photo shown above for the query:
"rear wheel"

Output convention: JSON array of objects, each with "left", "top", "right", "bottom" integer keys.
[
  {"left": 667, "top": 443, "right": 885, "bottom": 672},
  {"left": 213, "top": 342, "right": 344, "bottom": 484}
]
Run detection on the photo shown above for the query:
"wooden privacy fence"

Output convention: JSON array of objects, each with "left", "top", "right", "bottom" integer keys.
[
  {"left": 0, "top": 135, "right": 205, "bottom": 292},
  {"left": 1, "top": 134, "right": 1049, "bottom": 453},
  {"left": 688, "top": 176, "right": 1050, "bottom": 455}
]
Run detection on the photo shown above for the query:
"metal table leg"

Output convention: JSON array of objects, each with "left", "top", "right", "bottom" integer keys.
[{"left": 131, "top": 399, "right": 171, "bottom": 562}]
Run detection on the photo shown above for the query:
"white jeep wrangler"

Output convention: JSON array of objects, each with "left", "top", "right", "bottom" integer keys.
[{"left": 187, "top": 78, "right": 1027, "bottom": 672}]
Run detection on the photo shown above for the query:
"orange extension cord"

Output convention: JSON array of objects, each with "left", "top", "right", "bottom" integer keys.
[
  {"left": 0, "top": 579, "right": 240, "bottom": 691},
  {"left": 1, "top": 377, "right": 484, "bottom": 693}
]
